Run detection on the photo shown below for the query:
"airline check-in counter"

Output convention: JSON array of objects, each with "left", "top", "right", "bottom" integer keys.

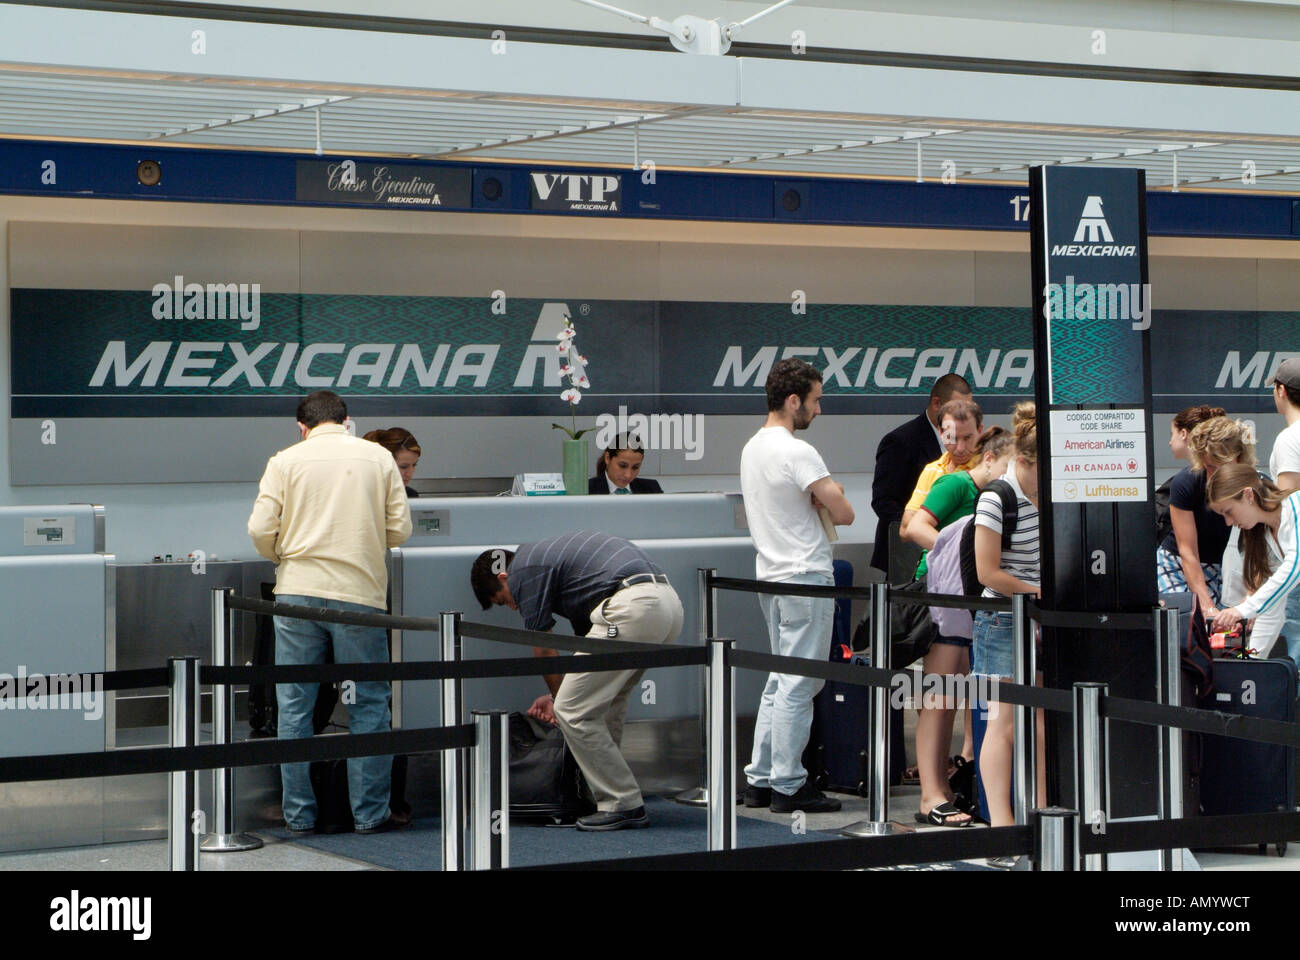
[
  {"left": 1, "top": 495, "right": 872, "bottom": 852},
  {"left": 394, "top": 494, "right": 773, "bottom": 764}
]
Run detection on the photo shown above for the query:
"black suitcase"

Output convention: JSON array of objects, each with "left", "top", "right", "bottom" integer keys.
[
  {"left": 508, "top": 712, "right": 595, "bottom": 825},
  {"left": 804, "top": 560, "right": 907, "bottom": 795},
  {"left": 1199, "top": 655, "right": 1296, "bottom": 856}
]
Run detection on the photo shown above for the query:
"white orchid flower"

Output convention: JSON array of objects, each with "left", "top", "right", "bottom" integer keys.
[{"left": 561, "top": 387, "right": 582, "bottom": 404}]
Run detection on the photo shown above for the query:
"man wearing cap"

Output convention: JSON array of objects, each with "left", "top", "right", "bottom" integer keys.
[
  {"left": 470, "top": 532, "right": 684, "bottom": 831},
  {"left": 1269, "top": 358, "right": 1300, "bottom": 668}
]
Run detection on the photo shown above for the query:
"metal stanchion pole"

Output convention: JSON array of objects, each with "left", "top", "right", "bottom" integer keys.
[
  {"left": 841, "top": 581, "right": 913, "bottom": 837},
  {"left": 707, "top": 637, "right": 737, "bottom": 851},
  {"left": 168, "top": 656, "right": 201, "bottom": 871},
  {"left": 440, "top": 611, "right": 467, "bottom": 872},
  {"left": 1012, "top": 593, "right": 1036, "bottom": 825},
  {"left": 1073, "top": 682, "right": 1110, "bottom": 871},
  {"left": 677, "top": 567, "right": 718, "bottom": 807},
  {"left": 470, "top": 710, "right": 509, "bottom": 870},
  {"left": 1035, "top": 807, "right": 1078, "bottom": 871},
  {"left": 202, "top": 588, "right": 263, "bottom": 853},
  {"left": 1155, "top": 606, "right": 1184, "bottom": 871}
]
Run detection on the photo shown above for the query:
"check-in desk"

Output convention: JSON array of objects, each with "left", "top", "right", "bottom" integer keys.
[
  {"left": 396, "top": 494, "right": 779, "bottom": 791},
  {"left": 0, "top": 505, "right": 110, "bottom": 852}
]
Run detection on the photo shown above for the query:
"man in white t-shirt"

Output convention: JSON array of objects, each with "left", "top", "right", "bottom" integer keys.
[
  {"left": 739, "top": 358, "right": 856, "bottom": 813},
  {"left": 1268, "top": 358, "right": 1300, "bottom": 668}
]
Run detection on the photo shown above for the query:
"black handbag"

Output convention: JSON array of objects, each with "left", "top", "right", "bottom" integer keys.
[{"left": 851, "top": 577, "right": 940, "bottom": 669}]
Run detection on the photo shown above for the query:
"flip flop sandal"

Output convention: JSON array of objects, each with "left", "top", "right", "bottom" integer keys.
[{"left": 914, "top": 801, "right": 974, "bottom": 827}]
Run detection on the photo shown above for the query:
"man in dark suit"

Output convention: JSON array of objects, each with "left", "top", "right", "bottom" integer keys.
[
  {"left": 588, "top": 436, "right": 665, "bottom": 495},
  {"left": 869, "top": 373, "right": 971, "bottom": 575}
]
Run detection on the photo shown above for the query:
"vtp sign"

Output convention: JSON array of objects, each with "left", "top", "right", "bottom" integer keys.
[{"left": 530, "top": 172, "right": 623, "bottom": 213}]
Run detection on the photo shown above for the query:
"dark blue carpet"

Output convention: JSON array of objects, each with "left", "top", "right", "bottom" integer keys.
[{"left": 271, "top": 797, "right": 833, "bottom": 870}]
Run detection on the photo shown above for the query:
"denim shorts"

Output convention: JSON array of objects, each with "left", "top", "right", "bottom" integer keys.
[{"left": 972, "top": 609, "right": 1014, "bottom": 678}]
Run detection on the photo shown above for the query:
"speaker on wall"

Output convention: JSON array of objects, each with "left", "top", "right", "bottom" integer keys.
[
  {"left": 774, "top": 181, "right": 813, "bottom": 220},
  {"left": 474, "top": 169, "right": 512, "bottom": 209}
]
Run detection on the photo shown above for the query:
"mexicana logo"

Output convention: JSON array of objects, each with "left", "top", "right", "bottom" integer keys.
[{"left": 1073, "top": 195, "right": 1114, "bottom": 243}]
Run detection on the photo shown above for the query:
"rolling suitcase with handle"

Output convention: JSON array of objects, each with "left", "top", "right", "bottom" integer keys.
[{"left": 1199, "top": 653, "right": 1295, "bottom": 856}]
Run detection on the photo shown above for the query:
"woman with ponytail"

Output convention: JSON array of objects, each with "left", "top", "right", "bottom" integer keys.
[{"left": 1206, "top": 464, "right": 1300, "bottom": 645}]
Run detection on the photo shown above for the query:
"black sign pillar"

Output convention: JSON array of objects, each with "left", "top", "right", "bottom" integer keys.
[{"left": 1029, "top": 166, "right": 1158, "bottom": 817}]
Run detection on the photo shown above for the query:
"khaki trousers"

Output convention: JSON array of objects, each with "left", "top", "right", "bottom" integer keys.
[{"left": 553, "top": 581, "right": 684, "bottom": 812}]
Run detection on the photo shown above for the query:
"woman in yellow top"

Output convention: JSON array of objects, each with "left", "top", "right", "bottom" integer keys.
[{"left": 899, "top": 397, "right": 983, "bottom": 545}]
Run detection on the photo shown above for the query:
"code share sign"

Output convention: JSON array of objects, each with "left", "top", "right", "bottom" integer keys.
[{"left": 1048, "top": 408, "right": 1148, "bottom": 502}]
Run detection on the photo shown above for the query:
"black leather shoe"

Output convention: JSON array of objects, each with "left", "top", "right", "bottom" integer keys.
[
  {"left": 742, "top": 785, "right": 772, "bottom": 807},
  {"left": 286, "top": 823, "right": 316, "bottom": 836},
  {"left": 575, "top": 807, "right": 649, "bottom": 832},
  {"left": 770, "top": 782, "right": 842, "bottom": 814}
]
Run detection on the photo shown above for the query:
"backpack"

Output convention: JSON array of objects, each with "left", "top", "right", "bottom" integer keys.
[
  {"left": 1154, "top": 476, "right": 1174, "bottom": 546},
  {"left": 958, "top": 478, "right": 1019, "bottom": 597}
]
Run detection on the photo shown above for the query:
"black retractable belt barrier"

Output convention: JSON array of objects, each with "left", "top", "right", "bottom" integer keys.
[
  {"left": 1082, "top": 811, "right": 1300, "bottom": 856},
  {"left": 517, "top": 823, "right": 1035, "bottom": 871},
  {"left": 1101, "top": 694, "right": 1300, "bottom": 749},
  {"left": 459, "top": 619, "right": 665, "bottom": 654},
  {"left": 225, "top": 594, "right": 442, "bottom": 632},
  {"left": 728, "top": 648, "right": 1075, "bottom": 714},
  {"left": 707, "top": 576, "right": 878, "bottom": 600},
  {"left": 890, "top": 590, "right": 1011, "bottom": 613},
  {"left": 0, "top": 724, "right": 476, "bottom": 784}
]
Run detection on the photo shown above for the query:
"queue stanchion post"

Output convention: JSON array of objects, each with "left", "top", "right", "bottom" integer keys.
[
  {"left": 201, "top": 588, "right": 263, "bottom": 853},
  {"left": 1035, "top": 807, "right": 1077, "bottom": 871},
  {"left": 841, "top": 580, "right": 913, "bottom": 837},
  {"left": 677, "top": 567, "right": 718, "bottom": 808},
  {"left": 168, "top": 656, "right": 201, "bottom": 872},
  {"left": 707, "top": 637, "right": 736, "bottom": 851},
  {"left": 1155, "top": 606, "right": 1184, "bottom": 872},
  {"left": 470, "top": 710, "right": 509, "bottom": 870},
  {"left": 1012, "top": 592, "right": 1036, "bottom": 826},
  {"left": 1073, "top": 682, "right": 1110, "bottom": 871},
  {"left": 440, "top": 611, "right": 468, "bottom": 872}
]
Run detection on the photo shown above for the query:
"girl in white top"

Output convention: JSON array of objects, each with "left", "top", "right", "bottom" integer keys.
[{"left": 1207, "top": 463, "right": 1300, "bottom": 641}]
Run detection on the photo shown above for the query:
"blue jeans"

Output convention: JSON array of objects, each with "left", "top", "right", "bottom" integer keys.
[
  {"left": 972, "top": 610, "right": 1014, "bottom": 680},
  {"left": 1284, "top": 592, "right": 1300, "bottom": 681},
  {"left": 275, "top": 594, "right": 392, "bottom": 831},
  {"left": 745, "top": 572, "right": 835, "bottom": 796}
]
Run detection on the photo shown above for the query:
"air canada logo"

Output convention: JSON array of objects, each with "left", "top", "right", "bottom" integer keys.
[
  {"left": 1051, "top": 194, "right": 1135, "bottom": 257},
  {"left": 1073, "top": 196, "right": 1113, "bottom": 243}
]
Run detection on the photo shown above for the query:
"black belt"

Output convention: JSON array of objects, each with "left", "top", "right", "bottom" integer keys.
[{"left": 620, "top": 573, "right": 669, "bottom": 589}]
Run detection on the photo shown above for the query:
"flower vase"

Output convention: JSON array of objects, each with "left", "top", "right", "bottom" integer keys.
[{"left": 562, "top": 437, "right": 589, "bottom": 496}]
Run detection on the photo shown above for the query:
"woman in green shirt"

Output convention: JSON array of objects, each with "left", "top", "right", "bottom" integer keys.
[{"left": 903, "top": 425, "right": 1014, "bottom": 825}]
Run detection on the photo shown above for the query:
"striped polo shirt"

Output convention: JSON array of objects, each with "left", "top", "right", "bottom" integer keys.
[{"left": 507, "top": 531, "right": 664, "bottom": 636}]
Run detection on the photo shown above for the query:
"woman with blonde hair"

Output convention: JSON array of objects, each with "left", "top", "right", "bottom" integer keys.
[
  {"left": 971, "top": 407, "right": 1044, "bottom": 861},
  {"left": 1207, "top": 463, "right": 1300, "bottom": 646}
]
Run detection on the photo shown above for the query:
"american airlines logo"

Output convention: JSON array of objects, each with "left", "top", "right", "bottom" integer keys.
[{"left": 1052, "top": 195, "right": 1136, "bottom": 257}]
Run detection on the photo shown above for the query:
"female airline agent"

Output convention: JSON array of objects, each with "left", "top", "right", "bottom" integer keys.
[{"left": 589, "top": 435, "right": 664, "bottom": 495}]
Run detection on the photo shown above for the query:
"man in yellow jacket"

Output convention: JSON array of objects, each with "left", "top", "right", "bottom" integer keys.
[{"left": 248, "top": 391, "right": 412, "bottom": 834}]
